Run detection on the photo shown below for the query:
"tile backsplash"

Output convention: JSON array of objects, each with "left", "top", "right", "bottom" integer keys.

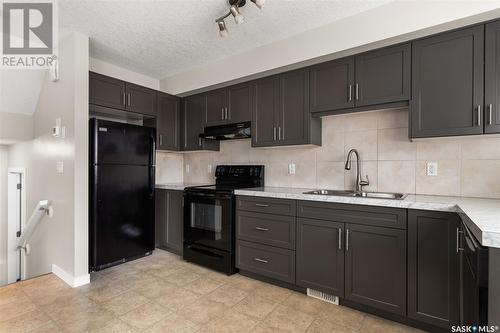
[{"left": 159, "top": 108, "right": 500, "bottom": 199}]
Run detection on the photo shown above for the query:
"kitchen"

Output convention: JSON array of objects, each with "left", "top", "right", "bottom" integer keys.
[{"left": 1, "top": 1, "right": 500, "bottom": 332}]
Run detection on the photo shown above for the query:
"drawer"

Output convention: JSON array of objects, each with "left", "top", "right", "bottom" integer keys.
[
  {"left": 236, "top": 196, "right": 296, "bottom": 216},
  {"left": 297, "top": 201, "right": 406, "bottom": 229},
  {"left": 236, "top": 240, "right": 295, "bottom": 284},
  {"left": 236, "top": 211, "right": 295, "bottom": 249}
]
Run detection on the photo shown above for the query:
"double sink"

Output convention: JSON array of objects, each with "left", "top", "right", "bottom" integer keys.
[{"left": 303, "top": 189, "right": 407, "bottom": 200}]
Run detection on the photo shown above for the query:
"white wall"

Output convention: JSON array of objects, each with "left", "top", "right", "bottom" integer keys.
[
  {"left": 0, "top": 146, "right": 8, "bottom": 285},
  {"left": 7, "top": 32, "right": 89, "bottom": 286},
  {"left": 0, "top": 112, "right": 34, "bottom": 144},
  {"left": 161, "top": 1, "right": 500, "bottom": 95},
  {"left": 90, "top": 57, "right": 159, "bottom": 90}
]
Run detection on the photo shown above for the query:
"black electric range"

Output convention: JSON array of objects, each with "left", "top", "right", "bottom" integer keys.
[{"left": 183, "top": 165, "right": 264, "bottom": 275}]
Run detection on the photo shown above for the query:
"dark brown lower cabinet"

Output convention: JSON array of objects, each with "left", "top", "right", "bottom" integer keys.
[
  {"left": 296, "top": 218, "right": 344, "bottom": 297},
  {"left": 155, "top": 189, "right": 184, "bottom": 254},
  {"left": 344, "top": 223, "right": 406, "bottom": 315},
  {"left": 408, "top": 210, "right": 460, "bottom": 329}
]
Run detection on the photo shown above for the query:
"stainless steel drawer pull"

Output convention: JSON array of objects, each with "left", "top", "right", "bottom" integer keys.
[
  {"left": 254, "top": 258, "right": 268, "bottom": 264},
  {"left": 255, "top": 226, "right": 269, "bottom": 231},
  {"left": 477, "top": 105, "right": 481, "bottom": 126},
  {"left": 255, "top": 203, "right": 269, "bottom": 207},
  {"left": 338, "top": 228, "right": 342, "bottom": 250}
]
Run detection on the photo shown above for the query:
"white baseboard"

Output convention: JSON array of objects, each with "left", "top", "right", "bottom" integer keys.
[{"left": 51, "top": 264, "right": 90, "bottom": 288}]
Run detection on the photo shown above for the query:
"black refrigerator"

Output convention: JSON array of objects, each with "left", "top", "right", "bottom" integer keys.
[{"left": 89, "top": 118, "right": 156, "bottom": 272}]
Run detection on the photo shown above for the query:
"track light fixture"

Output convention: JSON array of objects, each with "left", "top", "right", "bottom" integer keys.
[{"left": 215, "top": 0, "right": 265, "bottom": 37}]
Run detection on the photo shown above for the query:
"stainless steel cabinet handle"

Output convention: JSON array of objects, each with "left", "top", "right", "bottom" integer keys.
[
  {"left": 348, "top": 85, "right": 352, "bottom": 102},
  {"left": 477, "top": 105, "right": 481, "bottom": 126},
  {"left": 254, "top": 258, "right": 268, "bottom": 264},
  {"left": 198, "top": 137, "right": 202, "bottom": 147},
  {"left": 122, "top": 92, "right": 126, "bottom": 105},
  {"left": 225, "top": 107, "right": 229, "bottom": 120},
  {"left": 338, "top": 228, "right": 342, "bottom": 250},
  {"left": 221, "top": 108, "right": 224, "bottom": 120},
  {"left": 273, "top": 127, "right": 277, "bottom": 141},
  {"left": 255, "top": 203, "right": 269, "bottom": 207},
  {"left": 278, "top": 127, "right": 282, "bottom": 140},
  {"left": 488, "top": 104, "right": 493, "bottom": 125},
  {"left": 159, "top": 134, "right": 163, "bottom": 146},
  {"left": 456, "top": 228, "right": 464, "bottom": 253},
  {"left": 255, "top": 226, "right": 269, "bottom": 231},
  {"left": 127, "top": 93, "right": 131, "bottom": 106},
  {"left": 355, "top": 84, "right": 359, "bottom": 101},
  {"left": 346, "top": 229, "right": 350, "bottom": 251}
]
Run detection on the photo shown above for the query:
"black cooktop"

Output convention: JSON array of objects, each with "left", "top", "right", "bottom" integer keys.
[{"left": 185, "top": 165, "right": 264, "bottom": 194}]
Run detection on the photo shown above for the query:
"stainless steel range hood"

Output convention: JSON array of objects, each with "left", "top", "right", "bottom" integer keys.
[{"left": 199, "top": 121, "right": 251, "bottom": 140}]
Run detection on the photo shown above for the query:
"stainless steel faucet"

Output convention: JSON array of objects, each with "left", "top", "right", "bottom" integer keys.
[{"left": 345, "top": 149, "right": 369, "bottom": 192}]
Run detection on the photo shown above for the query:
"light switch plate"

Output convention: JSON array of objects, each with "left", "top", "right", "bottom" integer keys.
[
  {"left": 185, "top": 164, "right": 190, "bottom": 173},
  {"left": 426, "top": 162, "right": 438, "bottom": 176},
  {"left": 56, "top": 161, "right": 64, "bottom": 174},
  {"left": 288, "top": 163, "right": 296, "bottom": 175},
  {"left": 208, "top": 164, "right": 212, "bottom": 174}
]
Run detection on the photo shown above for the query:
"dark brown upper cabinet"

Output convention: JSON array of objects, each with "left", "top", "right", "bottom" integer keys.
[
  {"left": 156, "top": 92, "right": 180, "bottom": 151},
  {"left": 90, "top": 72, "right": 126, "bottom": 110},
  {"left": 125, "top": 83, "right": 157, "bottom": 116},
  {"left": 205, "top": 89, "right": 227, "bottom": 127},
  {"left": 89, "top": 72, "right": 157, "bottom": 116},
  {"left": 252, "top": 69, "right": 321, "bottom": 147},
  {"left": 408, "top": 210, "right": 460, "bottom": 329},
  {"left": 309, "top": 44, "right": 410, "bottom": 116},
  {"left": 296, "top": 218, "right": 344, "bottom": 297},
  {"left": 485, "top": 20, "right": 500, "bottom": 134},
  {"left": 411, "top": 25, "right": 484, "bottom": 138},
  {"left": 355, "top": 43, "right": 410, "bottom": 107},
  {"left": 310, "top": 57, "right": 355, "bottom": 113},
  {"left": 344, "top": 223, "right": 406, "bottom": 315},
  {"left": 182, "top": 94, "right": 219, "bottom": 151},
  {"left": 204, "top": 83, "right": 252, "bottom": 127}
]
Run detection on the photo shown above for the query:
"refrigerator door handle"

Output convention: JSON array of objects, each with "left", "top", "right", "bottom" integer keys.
[{"left": 150, "top": 133, "right": 156, "bottom": 166}]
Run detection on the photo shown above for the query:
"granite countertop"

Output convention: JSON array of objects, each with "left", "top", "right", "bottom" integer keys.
[
  {"left": 234, "top": 187, "right": 500, "bottom": 249},
  {"left": 155, "top": 183, "right": 210, "bottom": 190}
]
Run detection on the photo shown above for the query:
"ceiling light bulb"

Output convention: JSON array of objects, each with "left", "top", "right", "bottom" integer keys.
[
  {"left": 217, "top": 20, "right": 228, "bottom": 38},
  {"left": 230, "top": 5, "right": 244, "bottom": 24},
  {"left": 251, "top": 0, "right": 265, "bottom": 9}
]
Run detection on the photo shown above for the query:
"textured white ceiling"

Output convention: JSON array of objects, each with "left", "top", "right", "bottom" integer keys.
[{"left": 59, "top": 0, "right": 392, "bottom": 79}]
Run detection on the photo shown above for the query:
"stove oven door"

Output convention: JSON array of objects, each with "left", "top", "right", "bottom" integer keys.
[{"left": 184, "top": 192, "right": 234, "bottom": 252}]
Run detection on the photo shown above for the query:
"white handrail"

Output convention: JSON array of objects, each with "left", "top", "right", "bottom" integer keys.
[{"left": 16, "top": 200, "right": 52, "bottom": 254}]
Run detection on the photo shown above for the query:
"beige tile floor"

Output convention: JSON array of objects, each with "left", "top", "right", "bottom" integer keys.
[{"left": 0, "top": 250, "right": 425, "bottom": 333}]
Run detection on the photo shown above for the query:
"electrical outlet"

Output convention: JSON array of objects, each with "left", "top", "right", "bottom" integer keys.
[
  {"left": 288, "top": 163, "right": 296, "bottom": 175},
  {"left": 185, "top": 164, "right": 190, "bottom": 173},
  {"left": 426, "top": 162, "right": 438, "bottom": 176}
]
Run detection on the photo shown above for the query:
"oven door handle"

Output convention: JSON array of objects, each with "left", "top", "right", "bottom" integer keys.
[{"left": 185, "top": 193, "right": 233, "bottom": 199}]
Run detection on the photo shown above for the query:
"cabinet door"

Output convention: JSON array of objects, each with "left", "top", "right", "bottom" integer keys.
[
  {"left": 165, "top": 190, "right": 184, "bottom": 254},
  {"left": 408, "top": 210, "right": 460, "bottom": 329},
  {"left": 89, "top": 72, "right": 126, "bottom": 110},
  {"left": 183, "top": 94, "right": 205, "bottom": 150},
  {"left": 227, "top": 83, "right": 252, "bottom": 123},
  {"left": 485, "top": 20, "right": 500, "bottom": 134},
  {"left": 252, "top": 76, "right": 279, "bottom": 147},
  {"left": 296, "top": 218, "right": 344, "bottom": 297},
  {"left": 278, "top": 69, "right": 310, "bottom": 145},
  {"left": 345, "top": 223, "right": 406, "bottom": 315},
  {"left": 157, "top": 93, "right": 180, "bottom": 151},
  {"left": 355, "top": 43, "right": 410, "bottom": 107},
  {"left": 205, "top": 89, "right": 227, "bottom": 127},
  {"left": 155, "top": 189, "right": 167, "bottom": 248},
  {"left": 310, "top": 57, "right": 355, "bottom": 113},
  {"left": 126, "top": 83, "right": 157, "bottom": 116},
  {"left": 411, "top": 25, "right": 484, "bottom": 138}
]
